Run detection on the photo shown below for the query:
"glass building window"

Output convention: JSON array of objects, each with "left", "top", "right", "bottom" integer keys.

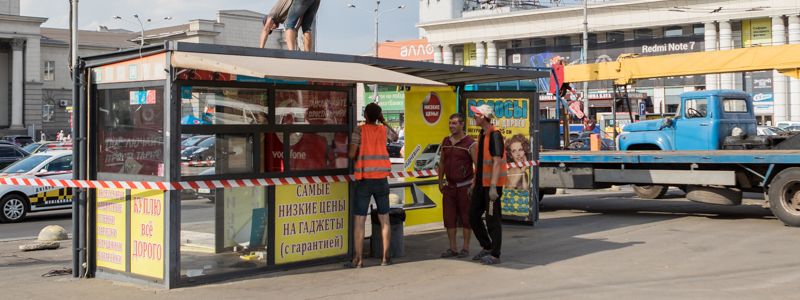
[
  {"left": 554, "top": 36, "right": 572, "bottom": 47},
  {"left": 606, "top": 31, "right": 625, "bottom": 44},
  {"left": 693, "top": 24, "right": 705, "bottom": 36},
  {"left": 634, "top": 28, "right": 653, "bottom": 40},
  {"left": 43, "top": 61, "right": 55, "bottom": 81},
  {"left": 664, "top": 87, "right": 683, "bottom": 114},
  {"left": 664, "top": 26, "right": 684, "bottom": 37}
]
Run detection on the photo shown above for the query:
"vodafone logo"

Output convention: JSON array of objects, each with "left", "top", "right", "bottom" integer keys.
[{"left": 422, "top": 92, "right": 442, "bottom": 125}]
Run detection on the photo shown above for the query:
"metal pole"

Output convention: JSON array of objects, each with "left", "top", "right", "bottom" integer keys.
[
  {"left": 69, "top": 0, "right": 80, "bottom": 278},
  {"left": 374, "top": 1, "right": 380, "bottom": 57},
  {"left": 612, "top": 86, "right": 618, "bottom": 142},
  {"left": 581, "top": 0, "right": 590, "bottom": 120}
]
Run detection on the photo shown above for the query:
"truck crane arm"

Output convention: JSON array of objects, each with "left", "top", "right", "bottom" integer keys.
[{"left": 564, "top": 44, "right": 800, "bottom": 85}]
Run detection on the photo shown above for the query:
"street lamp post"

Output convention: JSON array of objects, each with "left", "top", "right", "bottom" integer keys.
[
  {"left": 113, "top": 15, "right": 173, "bottom": 46},
  {"left": 348, "top": 2, "right": 405, "bottom": 57}
]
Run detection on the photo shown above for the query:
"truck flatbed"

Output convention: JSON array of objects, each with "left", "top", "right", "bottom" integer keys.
[{"left": 540, "top": 150, "right": 800, "bottom": 165}]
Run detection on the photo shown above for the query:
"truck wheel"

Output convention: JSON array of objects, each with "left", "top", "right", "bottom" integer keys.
[
  {"left": 633, "top": 185, "right": 668, "bottom": 199},
  {"left": 768, "top": 168, "right": 800, "bottom": 227},
  {"left": 686, "top": 185, "right": 742, "bottom": 206},
  {"left": 0, "top": 194, "right": 29, "bottom": 223}
]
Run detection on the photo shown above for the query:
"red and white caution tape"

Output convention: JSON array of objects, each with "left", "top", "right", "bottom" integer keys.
[{"left": 0, "top": 160, "right": 538, "bottom": 191}]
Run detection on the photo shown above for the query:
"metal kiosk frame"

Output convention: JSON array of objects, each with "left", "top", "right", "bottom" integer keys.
[{"left": 75, "top": 42, "right": 549, "bottom": 288}]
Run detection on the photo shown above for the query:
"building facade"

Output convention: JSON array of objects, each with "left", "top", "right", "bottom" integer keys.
[
  {"left": 1, "top": 1, "right": 288, "bottom": 137},
  {"left": 418, "top": 0, "right": 800, "bottom": 125}
]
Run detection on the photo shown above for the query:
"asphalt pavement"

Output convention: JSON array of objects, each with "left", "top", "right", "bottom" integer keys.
[{"left": 3, "top": 188, "right": 800, "bottom": 299}]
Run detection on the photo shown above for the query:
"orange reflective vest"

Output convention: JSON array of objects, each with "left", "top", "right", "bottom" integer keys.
[
  {"left": 355, "top": 124, "right": 391, "bottom": 180},
  {"left": 480, "top": 126, "right": 508, "bottom": 187}
]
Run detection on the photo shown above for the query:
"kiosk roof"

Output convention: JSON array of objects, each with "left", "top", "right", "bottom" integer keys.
[{"left": 82, "top": 42, "right": 549, "bottom": 86}]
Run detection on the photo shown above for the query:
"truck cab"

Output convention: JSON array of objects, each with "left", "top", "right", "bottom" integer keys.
[{"left": 618, "top": 90, "right": 756, "bottom": 151}]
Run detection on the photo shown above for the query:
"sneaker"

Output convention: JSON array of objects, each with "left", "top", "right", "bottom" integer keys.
[
  {"left": 457, "top": 249, "right": 470, "bottom": 258},
  {"left": 480, "top": 255, "right": 500, "bottom": 265},
  {"left": 472, "top": 249, "right": 491, "bottom": 261},
  {"left": 441, "top": 249, "right": 458, "bottom": 258}
]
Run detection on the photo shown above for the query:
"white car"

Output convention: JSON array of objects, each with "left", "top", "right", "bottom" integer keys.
[{"left": 0, "top": 150, "right": 73, "bottom": 223}]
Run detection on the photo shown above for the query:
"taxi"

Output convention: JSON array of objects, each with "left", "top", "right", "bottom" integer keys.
[{"left": 0, "top": 150, "right": 73, "bottom": 223}]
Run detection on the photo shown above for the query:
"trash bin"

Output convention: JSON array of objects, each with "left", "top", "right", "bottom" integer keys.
[{"left": 369, "top": 207, "right": 406, "bottom": 258}]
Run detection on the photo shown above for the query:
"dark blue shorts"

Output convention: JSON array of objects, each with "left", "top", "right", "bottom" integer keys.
[
  {"left": 354, "top": 179, "right": 390, "bottom": 216},
  {"left": 285, "top": 0, "right": 320, "bottom": 32}
]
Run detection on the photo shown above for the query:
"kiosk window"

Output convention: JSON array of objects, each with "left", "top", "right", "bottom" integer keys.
[
  {"left": 97, "top": 87, "right": 164, "bottom": 177},
  {"left": 265, "top": 132, "right": 348, "bottom": 172},
  {"left": 181, "top": 134, "right": 253, "bottom": 176},
  {"left": 181, "top": 86, "right": 268, "bottom": 125},
  {"left": 276, "top": 90, "right": 348, "bottom": 125}
]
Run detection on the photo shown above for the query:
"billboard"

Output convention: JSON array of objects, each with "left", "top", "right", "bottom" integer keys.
[
  {"left": 378, "top": 39, "right": 435, "bottom": 61},
  {"left": 742, "top": 18, "right": 772, "bottom": 47},
  {"left": 466, "top": 97, "right": 534, "bottom": 222},
  {"left": 507, "top": 36, "right": 706, "bottom": 90}
]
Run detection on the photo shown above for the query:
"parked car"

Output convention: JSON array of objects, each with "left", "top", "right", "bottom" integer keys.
[
  {"left": 775, "top": 121, "right": 800, "bottom": 130},
  {"left": 181, "top": 136, "right": 216, "bottom": 162},
  {"left": 784, "top": 125, "right": 800, "bottom": 132},
  {"left": 567, "top": 132, "right": 615, "bottom": 151},
  {"left": 0, "top": 150, "right": 73, "bottom": 222},
  {"left": 0, "top": 143, "right": 29, "bottom": 169},
  {"left": 757, "top": 126, "right": 792, "bottom": 136},
  {"left": 22, "top": 141, "right": 73, "bottom": 154},
  {"left": 181, "top": 135, "right": 212, "bottom": 151},
  {"left": 2, "top": 135, "right": 35, "bottom": 147}
]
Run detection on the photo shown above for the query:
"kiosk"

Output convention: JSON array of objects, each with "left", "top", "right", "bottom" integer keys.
[{"left": 77, "top": 42, "right": 548, "bottom": 288}]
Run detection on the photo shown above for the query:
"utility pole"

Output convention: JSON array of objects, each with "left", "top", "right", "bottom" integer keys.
[
  {"left": 374, "top": 1, "right": 380, "bottom": 57},
  {"left": 581, "top": 0, "right": 590, "bottom": 120},
  {"left": 69, "top": 0, "right": 81, "bottom": 278}
]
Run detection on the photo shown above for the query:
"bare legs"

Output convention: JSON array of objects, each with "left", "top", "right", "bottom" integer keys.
[
  {"left": 447, "top": 228, "right": 472, "bottom": 252},
  {"left": 352, "top": 214, "right": 391, "bottom": 266},
  {"left": 285, "top": 29, "right": 313, "bottom": 51}
]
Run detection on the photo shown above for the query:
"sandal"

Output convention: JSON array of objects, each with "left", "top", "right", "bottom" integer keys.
[
  {"left": 472, "top": 249, "right": 491, "bottom": 261},
  {"left": 343, "top": 260, "right": 363, "bottom": 269},
  {"left": 381, "top": 259, "right": 392, "bottom": 266},
  {"left": 480, "top": 255, "right": 500, "bottom": 265},
  {"left": 457, "top": 249, "right": 470, "bottom": 258},
  {"left": 440, "top": 249, "right": 458, "bottom": 258}
]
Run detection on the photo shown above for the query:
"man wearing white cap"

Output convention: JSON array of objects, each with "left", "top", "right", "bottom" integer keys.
[{"left": 468, "top": 104, "right": 508, "bottom": 265}]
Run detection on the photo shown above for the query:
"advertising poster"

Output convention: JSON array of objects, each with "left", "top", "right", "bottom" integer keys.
[
  {"left": 466, "top": 97, "right": 533, "bottom": 222},
  {"left": 748, "top": 71, "right": 774, "bottom": 115},
  {"left": 96, "top": 188, "right": 127, "bottom": 272},
  {"left": 403, "top": 87, "right": 457, "bottom": 226},
  {"left": 742, "top": 18, "right": 772, "bottom": 47},
  {"left": 275, "top": 182, "right": 349, "bottom": 264},
  {"left": 129, "top": 189, "right": 165, "bottom": 280}
]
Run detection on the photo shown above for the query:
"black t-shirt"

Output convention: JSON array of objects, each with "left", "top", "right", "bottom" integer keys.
[{"left": 475, "top": 129, "right": 504, "bottom": 185}]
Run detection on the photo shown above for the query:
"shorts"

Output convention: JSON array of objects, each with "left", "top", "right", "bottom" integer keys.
[
  {"left": 354, "top": 179, "right": 390, "bottom": 216},
  {"left": 285, "top": 0, "right": 320, "bottom": 32},
  {"left": 442, "top": 185, "right": 471, "bottom": 229}
]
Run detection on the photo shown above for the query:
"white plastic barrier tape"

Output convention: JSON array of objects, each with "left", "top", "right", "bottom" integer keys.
[{"left": 0, "top": 161, "right": 538, "bottom": 190}]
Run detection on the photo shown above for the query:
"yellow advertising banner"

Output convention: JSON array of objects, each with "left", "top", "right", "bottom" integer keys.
[
  {"left": 742, "top": 18, "right": 772, "bottom": 47},
  {"left": 467, "top": 98, "right": 533, "bottom": 221},
  {"left": 275, "top": 182, "right": 349, "bottom": 264},
  {"left": 96, "top": 188, "right": 127, "bottom": 272},
  {"left": 403, "top": 86, "right": 457, "bottom": 226},
  {"left": 129, "top": 189, "right": 165, "bottom": 280}
]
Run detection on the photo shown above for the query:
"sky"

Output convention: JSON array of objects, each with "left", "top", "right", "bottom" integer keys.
[{"left": 20, "top": 0, "right": 421, "bottom": 55}]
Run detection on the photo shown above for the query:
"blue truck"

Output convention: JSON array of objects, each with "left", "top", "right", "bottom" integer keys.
[{"left": 540, "top": 90, "right": 800, "bottom": 227}]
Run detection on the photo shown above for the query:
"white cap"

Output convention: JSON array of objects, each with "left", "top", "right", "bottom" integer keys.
[{"left": 470, "top": 104, "right": 495, "bottom": 119}]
